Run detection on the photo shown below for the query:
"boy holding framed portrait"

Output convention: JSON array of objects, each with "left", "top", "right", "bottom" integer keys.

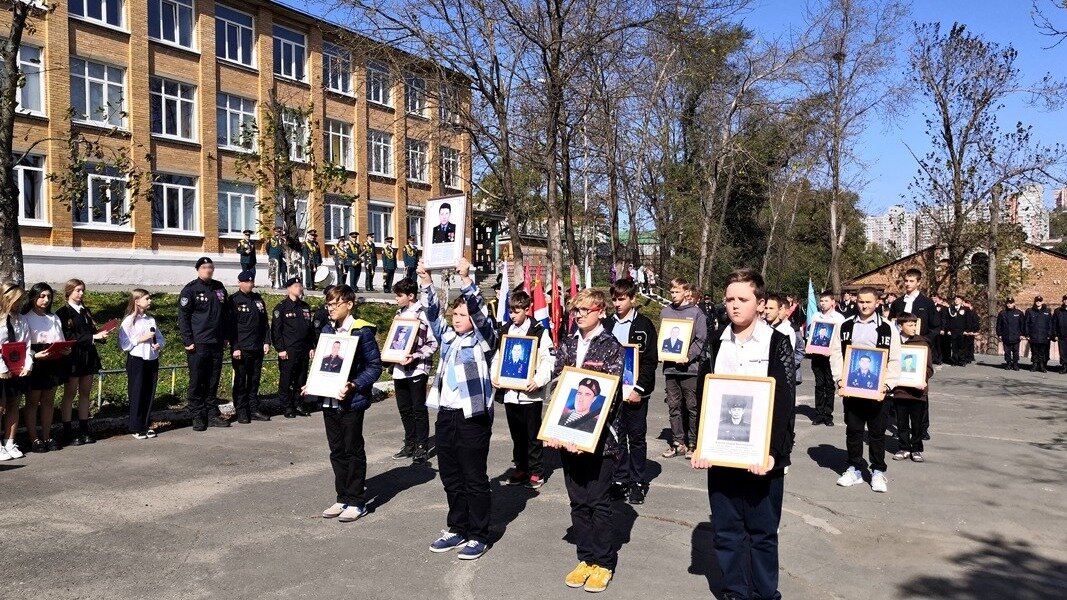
[
  {"left": 490, "top": 290, "right": 555, "bottom": 489},
  {"left": 890, "top": 313, "right": 933, "bottom": 463},
  {"left": 386, "top": 278, "right": 439, "bottom": 464},
  {"left": 829, "top": 286, "right": 901, "bottom": 494},
  {"left": 808, "top": 290, "right": 846, "bottom": 426},
  {"left": 691, "top": 269, "right": 796, "bottom": 600},
  {"left": 659, "top": 278, "right": 708, "bottom": 459}
]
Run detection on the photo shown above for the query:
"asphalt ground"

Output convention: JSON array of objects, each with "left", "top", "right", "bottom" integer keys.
[{"left": 2, "top": 355, "right": 1066, "bottom": 600}]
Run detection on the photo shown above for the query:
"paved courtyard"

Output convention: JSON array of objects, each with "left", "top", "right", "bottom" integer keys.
[{"left": 3, "top": 356, "right": 1066, "bottom": 600}]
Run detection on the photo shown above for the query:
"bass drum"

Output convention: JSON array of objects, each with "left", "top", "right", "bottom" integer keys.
[{"left": 314, "top": 265, "right": 333, "bottom": 288}]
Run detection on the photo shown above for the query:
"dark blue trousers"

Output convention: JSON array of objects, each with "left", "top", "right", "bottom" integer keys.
[
  {"left": 613, "top": 397, "right": 648, "bottom": 485},
  {"left": 708, "top": 469, "right": 785, "bottom": 600}
]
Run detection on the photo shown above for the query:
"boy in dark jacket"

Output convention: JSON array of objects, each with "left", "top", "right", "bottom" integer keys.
[
  {"left": 1023, "top": 296, "right": 1054, "bottom": 372},
  {"left": 996, "top": 299, "right": 1024, "bottom": 370},
  {"left": 891, "top": 313, "right": 933, "bottom": 463},
  {"left": 692, "top": 269, "right": 796, "bottom": 600}
]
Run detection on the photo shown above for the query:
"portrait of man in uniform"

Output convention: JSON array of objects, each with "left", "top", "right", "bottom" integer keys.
[
  {"left": 557, "top": 377, "right": 604, "bottom": 434},
  {"left": 901, "top": 353, "right": 917, "bottom": 374},
  {"left": 811, "top": 322, "right": 832, "bottom": 347},
  {"left": 847, "top": 354, "right": 880, "bottom": 391},
  {"left": 431, "top": 203, "right": 457, "bottom": 243},
  {"left": 717, "top": 395, "right": 752, "bottom": 442},
  {"left": 320, "top": 341, "right": 345, "bottom": 373},
  {"left": 500, "top": 338, "right": 531, "bottom": 380},
  {"left": 422, "top": 195, "right": 467, "bottom": 269},
  {"left": 390, "top": 326, "right": 412, "bottom": 351},
  {"left": 662, "top": 326, "right": 684, "bottom": 353}
]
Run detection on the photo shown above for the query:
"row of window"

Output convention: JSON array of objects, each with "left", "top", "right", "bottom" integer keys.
[
  {"left": 16, "top": 156, "right": 427, "bottom": 245},
  {"left": 65, "top": 0, "right": 459, "bottom": 121}
]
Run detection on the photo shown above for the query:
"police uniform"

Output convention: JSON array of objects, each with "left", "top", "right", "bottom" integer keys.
[
  {"left": 272, "top": 291, "right": 315, "bottom": 417},
  {"left": 320, "top": 354, "right": 343, "bottom": 373},
  {"left": 228, "top": 279, "right": 270, "bottom": 422},
  {"left": 178, "top": 267, "right": 231, "bottom": 429},
  {"left": 847, "top": 369, "right": 879, "bottom": 391},
  {"left": 431, "top": 222, "right": 456, "bottom": 243}
]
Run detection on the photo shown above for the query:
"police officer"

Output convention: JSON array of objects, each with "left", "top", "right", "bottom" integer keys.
[
  {"left": 996, "top": 298, "right": 1024, "bottom": 370},
  {"left": 237, "top": 229, "right": 257, "bottom": 274},
  {"left": 346, "top": 231, "right": 362, "bottom": 292},
  {"left": 382, "top": 236, "right": 398, "bottom": 292},
  {"left": 272, "top": 277, "right": 315, "bottom": 418},
  {"left": 178, "top": 257, "right": 231, "bottom": 430},
  {"left": 228, "top": 270, "right": 271, "bottom": 423},
  {"left": 303, "top": 230, "right": 323, "bottom": 291}
]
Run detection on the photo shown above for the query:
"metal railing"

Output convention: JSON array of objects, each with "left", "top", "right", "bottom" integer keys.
[{"left": 92, "top": 357, "right": 282, "bottom": 409}]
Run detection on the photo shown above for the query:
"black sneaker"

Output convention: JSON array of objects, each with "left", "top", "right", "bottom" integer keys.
[
  {"left": 294, "top": 405, "right": 312, "bottom": 417},
  {"left": 80, "top": 432, "right": 96, "bottom": 444},
  {"left": 284, "top": 408, "right": 297, "bottom": 418},
  {"left": 412, "top": 446, "right": 429, "bottom": 464},
  {"left": 628, "top": 483, "right": 646, "bottom": 505},
  {"left": 192, "top": 419, "right": 208, "bottom": 431},
  {"left": 237, "top": 415, "right": 252, "bottom": 424},
  {"left": 208, "top": 416, "right": 231, "bottom": 428},
  {"left": 67, "top": 433, "right": 84, "bottom": 447},
  {"left": 31, "top": 439, "right": 48, "bottom": 453},
  {"left": 392, "top": 444, "right": 414, "bottom": 460},
  {"left": 609, "top": 482, "right": 628, "bottom": 502},
  {"left": 46, "top": 439, "right": 61, "bottom": 452},
  {"left": 251, "top": 411, "right": 271, "bottom": 421}
]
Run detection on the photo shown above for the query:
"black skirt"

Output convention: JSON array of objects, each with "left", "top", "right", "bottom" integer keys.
[
  {"left": 0, "top": 375, "right": 29, "bottom": 398},
  {"left": 28, "top": 356, "right": 68, "bottom": 390},
  {"left": 68, "top": 345, "right": 103, "bottom": 378}
]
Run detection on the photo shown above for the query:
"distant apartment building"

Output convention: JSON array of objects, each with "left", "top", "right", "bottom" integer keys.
[
  {"left": 863, "top": 205, "right": 917, "bottom": 258},
  {"left": 1006, "top": 184, "right": 1050, "bottom": 243},
  {"left": 1054, "top": 187, "right": 1067, "bottom": 212}
]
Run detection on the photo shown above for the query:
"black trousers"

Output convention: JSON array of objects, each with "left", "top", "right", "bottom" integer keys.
[
  {"left": 1059, "top": 339, "right": 1067, "bottom": 368},
  {"left": 126, "top": 356, "right": 158, "bottom": 433},
  {"left": 504, "top": 402, "right": 544, "bottom": 476},
  {"left": 843, "top": 397, "right": 889, "bottom": 473},
  {"left": 349, "top": 264, "right": 362, "bottom": 290},
  {"left": 895, "top": 399, "right": 925, "bottom": 453},
  {"left": 232, "top": 349, "right": 264, "bottom": 416},
  {"left": 562, "top": 450, "right": 617, "bottom": 570},
  {"left": 938, "top": 333, "right": 952, "bottom": 365},
  {"left": 708, "top": 469, "right": 785, "bottom": 600},
  {"left": 1002, "top": 339, "right": 1020, "bottom": 366},
  {"left": 187, "top": 344, "right": 222, "bottom": 421},
  {"left": 394, "top": 375, "right": 429, "bottom": 448},
  {"left": 436, "top": 408, "right": 492, "bottom": 543},
  {"left": 278, "top": 350, "right": 310, "bottom": 410},
  {"left": 323, "top": 407, "right": 367, "bottom": 506},
  {"left": 931, "top": 332, "right": 943, "bottom": 364},
  {"left": 811, "top": 356, "right": 835, "bottom": 422},
  {"left": 964, "top": 335, "right": 975, "bottom": 363},
  {"left": 383, "top": 268, "right": 396, "bottom": 292},
  {"left": 1031, "top": 342, "right": 1050, "bottom": 369},
  {"left": 664, "top": 375, "right": 699, "bottom": 446},
  {"left": 405, "top": 266, "right": 417, "bottom": 281},
  {"left": 613, "top": 397, "right": 648, "bottom": 485},
  {"left": 949, "top": 331, "right": 967, "bottom": 365},
  {"left": 365, "top": 265, "right": 376, "bottom": 291}
]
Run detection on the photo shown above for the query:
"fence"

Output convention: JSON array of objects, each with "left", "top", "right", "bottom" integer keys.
[{"left": 91, "top": 357, "right": 283, "bottom": 410}]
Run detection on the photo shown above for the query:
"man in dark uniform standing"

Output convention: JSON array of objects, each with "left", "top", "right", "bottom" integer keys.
[
  {"left": 266, "top": 226, "right": 286, "bottom": 289},
  {"left": 1023, "top": 296, "right": 1053, "bottom": 372},
  {"left": 272, "top": 277, "right": 315, "bottom": 417},
  {"left": 1054, "top": 295, "right": 1067, "bottom": 374},
  {"left": 946, "top": 295, "right": 970, "bottom": 366},
  {"left": 303, "top": 230, "right": 323, "bottom": 290},
  {"left": 228, "top": 270, "right": 271, "bottom": 423},
  {"left": 996, "top": 298, "right": 1024, "bottom": 370},
  {"left": 402, "top": 235, "right": 419, "bottom": 281},
  {"left": 237, "top": 229, "right": 257, "bottom": 275},
  {"left": 382, "top": 236, "right": 398, "bottom": 292},
  {"left": 178, "top": 257, "right": 231, "bottom": 431}
]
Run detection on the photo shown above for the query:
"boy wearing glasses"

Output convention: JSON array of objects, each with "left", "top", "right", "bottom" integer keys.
[{"left": 545, "top": 288, "right": 624, "bottom": 593}]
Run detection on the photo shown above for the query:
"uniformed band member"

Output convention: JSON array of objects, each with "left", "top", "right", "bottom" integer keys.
[
  {"left": 996, "top": 298, "right": 1024, "bottom": 370},
  {"left": 303, "top": 230, "right": 323, "bottom": 291},
  {"left": 178, "top": 257, "right": 231, "bottom": 430},
  {"left": 266, "top": 227, "right": 286, "bottom": 289},
  {"left": 402, "top": 236, "right": 419, "bottom": 281},
  {"left": 332, "top": 236, "right": 349, "bottom": 288},
  {"left": 347, "top": 231, "right": 363, "bottom": 292},
  {"left": 382, "top": 236, "right": 398, "bottom": 292},
  {"left": 228, "top": 270, "right": 271, "bottom": 423},
  {"left": 272, "top": 278, "right": 315, "bottom": 418},
  {"left": 363, "top": 233, "right": 378, "bottom": 292},
  {"left": 237, "top": 230, "right": 257, "bottom": 274}
]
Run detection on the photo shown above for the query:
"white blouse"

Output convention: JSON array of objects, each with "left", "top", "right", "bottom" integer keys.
[
  {"left": 119, "top": 313, "right": 164, "bottom": 361},
  {"left": 23, "top": 311, "right": 65, "bottom": 345},
  {"left": 0, "top": 313, "right": 34, "bottom": 376}
]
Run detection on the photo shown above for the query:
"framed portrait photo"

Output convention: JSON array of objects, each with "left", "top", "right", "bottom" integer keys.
[
  {"left": 381, "top": 318, "right": 420, "bottom": 363},
  {"left": 538, "top": 366, "right": 620, "bottom": 453},
  {"left": 658, "top": 318, "right": 694, "bottom": 362},
  {"left": 806, "top": 321, "right": 837, "bottom": 356},
  {"left": 840, "top": 345, "right": 889, "bottom": 400},
  {"left": 620, "top": 343, "right": 639, "bottom": 399},
  {"left": 898, "top": 345, "right": 929, "bottom": 388},
  {"left": 306, "top": 333, "right": 359, "bottom": 398},
  {"left": 422, "top": 194, "right": 467, "bottom": 269},
  {"left": 495, "top": 334, "right": 538, "bottom": 390},
  {"left": 694, "top": 374, "right": 776, "bottom": 469}
]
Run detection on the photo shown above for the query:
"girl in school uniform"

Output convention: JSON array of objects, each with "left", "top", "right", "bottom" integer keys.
[
  {"left": 56, "top": 279, "right": 111, "bottom": 446},
  {"left": 21, "top": 283, "right": 71, "bottom": 452},
  {"left": 119, "top": 289, "right": 164, "bottom": 439},
  {"left": 0, "top": 282, "right": 32, "bottom": 461}
]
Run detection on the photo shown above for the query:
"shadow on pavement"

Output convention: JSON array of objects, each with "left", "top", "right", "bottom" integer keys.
[
  {"left": 688, "top": 521, "right": 724, "bottom": 595},
  {"left": 898, "top": 533, "right": 1067, "bottom": 600},
  {"left": 806, "top": 443, "right": 848, "bottom": 474},
  {"left": 364, "top": 464, "right": 437, "bottom": 514}
]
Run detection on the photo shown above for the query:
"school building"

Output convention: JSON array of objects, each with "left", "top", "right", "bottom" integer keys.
[{"left": 8, "top": 0, "right": 502, "bottom": 286}]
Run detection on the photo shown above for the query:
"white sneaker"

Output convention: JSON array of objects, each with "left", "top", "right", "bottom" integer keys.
[
  {"left": 322, "top": 503, "right": 347, "bottom": 518},
  {"left": 0, "top": 446, "right": 10, "bottom": 461},
  {"left": 836, "top": 467, "right": 864, "bottom": 487},
  {"left": 337, "top": 504, "right": 368, "bottom": 522},
  {"left": 4, "top": 442, "right": 23, "bottom": 459},
  {"left": 871, "top": 470, "right": 888, "bottom": 493},
  {"left": 146, "top": 429, "right": 158, "bottom": 438},
  {"left": 132, "top": 432, "right": 149, "bottom": 440}
]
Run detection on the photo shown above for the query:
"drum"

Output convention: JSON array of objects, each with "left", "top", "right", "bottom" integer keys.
[{"left": 314, "top": 265, "right": 333, "bottom": 287}]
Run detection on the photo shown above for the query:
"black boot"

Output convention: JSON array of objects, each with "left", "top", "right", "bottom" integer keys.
[
  {"left": 251, "top": 410, "right": 271, "bottom": 421},
  {"left": 208, "top": 415, "right": 231, "bottom": 428}
]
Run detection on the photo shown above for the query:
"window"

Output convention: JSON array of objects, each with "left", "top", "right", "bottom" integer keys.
[
  {"left": 324, "top": 120, "right": 353, "bottom": 169},
  {"left": 439, "top": 83, "right": 458, "bottom": 125},
  {"left": 74, "top": 166, "right": 128, "bottom": 226},
  {"left": 440, "top": 146, "right": 460, "bottom": 189},
  {"left": 17, "top": 46, "right": 43, "bottom": 116},
  {"left": 366, "top": 61, "right": 391, "bottom": 106},
  {"left": 407, "top": 212, "right": 423, "bottom": 247},
  {"left": 70, "top": 58, "right": 126, "bottom": 127},
  {"left": 69, "top": 0, "right": 124, "bottom": 28},
  {"left": 404, "top": 74, "right": 425, "bottom": 117},
  {"left": 970, "top": 252, "right": 989, "bottom": 286},
  {"left": 15, "top": 155, "right": 46, "bottom": 222},
  {"left": 215, "top": 5, "right": 254, "bottom": 66},
  {"left": 218, "top": 182, "right": 257, "bottom": 235},
  {"left": 282, "top": 109, "right": 309, "bottom": 162},
  {"left": 272, "top": 25, "right": 306, "bottom": 81},
  {"left": 406, "top": 139, "right": 427, "bottom": 183},
  {"left": 216, "top": 93, "right": 256, "bottom": 150},
  {"left": 323, "top": 42, "right": 352, "bottom": 95},
  {"left": 324, "top": 195, "right": 352, "bottom": 242},
  {"left": 149, "top": 0, "right": 193, "bottom": 48},
  {"left": 152, "top": 173, "right": 197, "bottom": 232},
  {"left": 275, "top": 192, "right": 308, "bottom": 235},
  {"left": 150, "top": 77, "right": 196, "bottom": 140},
  {"left": 368, "top": 204, "right": 393, "bottom": 244},
  {"left": 367, "top": 129, "right": 392, "bottom": 176}
]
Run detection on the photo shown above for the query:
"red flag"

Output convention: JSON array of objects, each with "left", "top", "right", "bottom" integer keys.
[
  {"left": 551, "top": 269, "right": 563, "bottom": 347},
  {"left": 523, "top": 263, "right": 531, "bottom": 294},
  {"left": 569, "top": 263, "right": 579, "bottom": 300},
  {"left": 532, "top": 268, "right": 549, "bottom": 332}
]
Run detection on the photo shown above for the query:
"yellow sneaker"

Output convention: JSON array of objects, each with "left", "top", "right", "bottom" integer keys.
[
  {"left": 584, "top": 566, "right": 613, "bottom": 593},
  {"left": 564, "top": 561, "right": 594, "bottom": 588}
]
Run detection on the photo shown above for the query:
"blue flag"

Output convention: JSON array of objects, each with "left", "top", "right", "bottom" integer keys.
[{"left": 806, "top": 279, "right": 818, "bottom": 331}]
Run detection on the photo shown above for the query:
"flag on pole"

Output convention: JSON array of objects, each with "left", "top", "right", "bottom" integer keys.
[
  {"left": 806, "top": 279, "right": 818, "bottom": 331},
  {"left": 496, "top": 261, "right": 510, "bottom": 325},
  {"left": 532, "top": 270, "right": 550, "bottom": 332},
  {"left": 569, "top": 263, "right": 579, "bottom": 300},
  {"left": 523, "top": 263, "right": 531, "bottom": 295},
  {"left": 550, "top": 269, "right": 563, "bottom": 347}
]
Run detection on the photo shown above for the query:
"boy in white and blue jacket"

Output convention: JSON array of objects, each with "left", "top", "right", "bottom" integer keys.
[{"left": 420, "top": 258, "right": 498, "bottom": 560}]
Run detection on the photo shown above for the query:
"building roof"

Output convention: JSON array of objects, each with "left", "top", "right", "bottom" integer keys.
[{"left": 844, "top": 242, "right": 1067, "bottom": 284}]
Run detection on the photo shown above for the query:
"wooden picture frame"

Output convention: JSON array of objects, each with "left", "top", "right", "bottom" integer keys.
[
  {"left": 695, "top": 374, "right": 776, "bottom": 469},
  {"left": 620, "top": 343, "right": 639, "bottom": 399},
  {"left": 898, "top": 345, "right": 929, "bottom": 388},
  {"left": 538, "top": 366, "right": 620, "bottom": 453},
  {"left": 840, "top": 345, "right": 889, "bottom": 401},
  {"left": 806, "top": 320, "right": 837, "bottom": 356},
  {"left": 306, "top": 333, "right": 359, "bottom": 398},
  {"left": 495, "top": 334, "right": 538, "bottom": 390},
  {"left": 658, "top": 317, "right": 694, "bottom": 362},
  {"left": 422, "top": 194, "right": 467, "bottom": 269},
  {"left": 381, "top": 318, "right": 420, "bottom": 363}
]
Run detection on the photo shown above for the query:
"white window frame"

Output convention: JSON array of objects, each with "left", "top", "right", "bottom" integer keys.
[
  {"left": 148, "top": 0, "right": 194, "bottom": 49},
  {"left": 272, "top": 25, "right": 307, "bottom": 82},
  {"left": 69, "top": 0, "right": 125, "bottom": 29},
  {"left": 323, "top": 42, "right": 352, "bottom": 96},
  {"left": 324, "top": 195, "right": 353, "bottom": 243},
  {"left": 275, "top": 192, "right": 309, "bottom": 235},
  {"left": 440, "top": 146, "right": 461, "bottom": 189},
  {"left": 15, "top": 154, "right": 46, "bottom": 224},
  {"left": 324, "top": 119, "right": 354, "bottom": 170},
  {"left": 366, "top": 61, "right": 391, "bottom": 107},
  {"left": 74, "top": 166, "right": 130, "bottom": 228},
  {"left": 216, "top": 92, "right": 256, "bottom": 151},
  {"left": 151, "top": 173, "right": 199, "bottom": 233},
  {"left": 215, "top": 5, "right": 255, "bottom": 67},
  {"left": 404, "top": 73, "right": 426, "bottom": 117},
  {"left": 406, "top": 138, "right": 427, "bottom": 183},
  {"left": 17, "top": 45, "right": 44, "bottom": 117},
  {"left": 282, "top": 109, "right": 310, "bottom": 162},
  {"left": 150, "top": 76, "right": 196, "bottom": 141},
  {"left": 406, "top": 211, "right": 423, "bottom": 247},
  {"left": 368, "top": 202, "right": 393, "bottom": 244},
  {"left": 70, "top": 57, "right": 126, "bottom": 128},
  {"left": 367, "top": 129, "right": 393, "bottom": 177},
  {"left": 218, "top": 181, "right": 258, "bottom": 236}
]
